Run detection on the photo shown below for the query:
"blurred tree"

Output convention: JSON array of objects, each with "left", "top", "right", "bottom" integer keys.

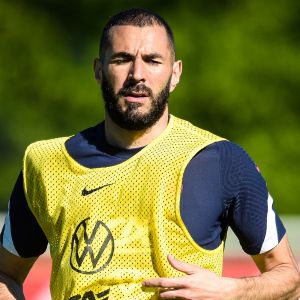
[{"left": 0, "top": 0, "right": 299, "bottom": 213}]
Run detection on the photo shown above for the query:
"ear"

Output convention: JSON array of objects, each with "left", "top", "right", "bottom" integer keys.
[
  {"left": 169, "top": 60, "right": 182, "bottom": 93},
  {"left": 93, "top": 58, "right": 102, "bottom": 84}
]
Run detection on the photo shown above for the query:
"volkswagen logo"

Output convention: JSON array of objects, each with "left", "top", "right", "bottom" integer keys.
[{"left": 70, "top": 218, "right": 114, "bottom": 274}]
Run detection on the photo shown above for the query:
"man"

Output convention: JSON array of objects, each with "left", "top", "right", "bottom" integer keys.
[{"left": 0, "top": 8, "right": 299, "bottom": 300}]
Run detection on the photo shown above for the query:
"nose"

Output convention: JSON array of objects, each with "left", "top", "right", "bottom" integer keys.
[{"left": 129, "top": 58, "right": 145, "bottom": 82}]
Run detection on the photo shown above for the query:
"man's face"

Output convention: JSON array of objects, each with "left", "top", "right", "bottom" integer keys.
[{"left": 96, "top": 25, "right": 181, "bottom": 130}]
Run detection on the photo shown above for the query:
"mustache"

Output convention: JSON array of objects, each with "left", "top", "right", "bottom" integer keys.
[{"left": 118, "top": 82, "right": 153, "bottom": 97}]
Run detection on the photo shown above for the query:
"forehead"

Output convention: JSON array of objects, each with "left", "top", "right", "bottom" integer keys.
[{"left": 106, "top": 25, "right": 171, "bottom": 56}]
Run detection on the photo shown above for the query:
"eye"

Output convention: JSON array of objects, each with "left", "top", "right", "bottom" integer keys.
[
  {"left": 111, "top": 58, "right": 131, "bottom": 65},
  {"left": 113, "top": 60, "right": 126, "bottom": 65},
  {"left": 146, "top": 59, "right": 161, "bottom": 65},
  {"left": 151, "top": 60, "right": 161, "bottom": 64}
]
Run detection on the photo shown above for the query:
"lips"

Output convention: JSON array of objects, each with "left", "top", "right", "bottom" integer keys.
[
  {"left": 123, "top": 89, "right": 150, "bottom": 103},
  {"left": 124, "top": 94, "right": 149, "bottom": 103}
]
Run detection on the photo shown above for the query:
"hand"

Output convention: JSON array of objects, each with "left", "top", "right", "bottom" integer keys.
[{"left": 142, "top": 255, "right": 235, "bottom": 299}]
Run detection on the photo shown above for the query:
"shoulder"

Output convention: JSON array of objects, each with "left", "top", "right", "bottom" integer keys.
[
  {"left": 23, "top": 136, "right": 71, "bottom": 170},
  {"left": 184, "top": 140, "right": 257, "bottom": 191},
  {"left": 207, "top": 140, "right": 259, "bottom": 173},
  {"left": 25, "top": 136, "right": 70, "bottom": 155},
  {"left": 195, "top": 140, "right": 256, "bottom": 167},
  {"left": 192, "top": 140, "right": 265, "bottom": 197},
  {"left": 206, "top": 140, "right": 253, "bottom": 157}
]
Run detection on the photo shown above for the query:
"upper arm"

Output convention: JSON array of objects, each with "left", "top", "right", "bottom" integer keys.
[
  {"left": 0, "top": 244, "right": 37, "bottom": 284},
  {"left": 252, "top": 234, "right": 299, "bottom": 273}
]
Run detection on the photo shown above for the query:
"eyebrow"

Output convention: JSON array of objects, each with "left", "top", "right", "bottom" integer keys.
[
  {"left": 143, "top": 53, "right": 164, "bottom": 60},
  {"left": 110, "top": 52, "right": 133, "bottom": 60},
  {"left": 110, "top": 51, "right": 164, "bottom": 61}
]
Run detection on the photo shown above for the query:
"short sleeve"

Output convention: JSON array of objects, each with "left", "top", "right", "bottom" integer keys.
[
  {"left": 0, "top": 171, "right": 48, "bottom": 258},
  {"left": 220, "top": 141, "right": 286, "bottom": 255}
]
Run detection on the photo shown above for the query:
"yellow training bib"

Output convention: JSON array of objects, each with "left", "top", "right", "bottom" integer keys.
[{"left": 23, "top": 116, "right": 225, "bottom": 300}]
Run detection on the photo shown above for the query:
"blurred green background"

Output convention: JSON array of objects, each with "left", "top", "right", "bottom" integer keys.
[{"left": 0, "top": 0, "right": 299, "bottom": 213}]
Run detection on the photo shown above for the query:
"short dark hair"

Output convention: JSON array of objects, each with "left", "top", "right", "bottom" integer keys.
[{"left": 99, "top": 8, "right": 175, "bottom": 60}]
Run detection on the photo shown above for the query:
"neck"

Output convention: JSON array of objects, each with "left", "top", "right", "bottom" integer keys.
[{"left": 104, "top": 109, "right": 169, "bottom": 149}]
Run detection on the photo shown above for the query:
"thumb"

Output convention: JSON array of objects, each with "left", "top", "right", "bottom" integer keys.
[{"left": 167, "top": 254, "right": 201, "bottom": 275}]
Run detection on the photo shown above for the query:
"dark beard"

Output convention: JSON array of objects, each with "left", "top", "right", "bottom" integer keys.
[{"left": 101, "top": 75, "right": 171, "bottom": 131}]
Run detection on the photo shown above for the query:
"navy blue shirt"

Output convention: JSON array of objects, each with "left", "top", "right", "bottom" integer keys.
[{"left": 0, "top": 122, "right": 285, "bottom": 257}]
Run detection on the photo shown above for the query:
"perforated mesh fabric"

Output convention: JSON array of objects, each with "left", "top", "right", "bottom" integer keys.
[{"left": 23, "top": 116, "right": 225, "bottom": 300}]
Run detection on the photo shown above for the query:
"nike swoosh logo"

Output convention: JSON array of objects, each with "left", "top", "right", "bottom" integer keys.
[{"left": 82, "top": 183, "right": 113, "bottom": 196}]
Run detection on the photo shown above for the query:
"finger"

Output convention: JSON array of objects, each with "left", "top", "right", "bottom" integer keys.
[
  {"left": 167, "top": 254, "right": 201, "bottom": 275},
  {"left": 143, "top": 277, "right": 185, "bottom": 289}
]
